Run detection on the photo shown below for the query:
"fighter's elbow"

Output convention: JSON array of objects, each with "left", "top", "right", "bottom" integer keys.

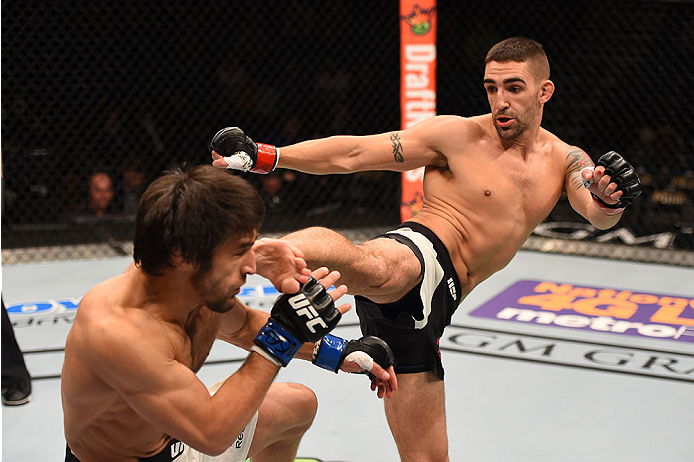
[
  {"left": 181, "top": 435, "right": 221, "bottom": 458},
  {"left": 328, "top": 152, "right": 362, "bottom": 173},
  {"left": 194, "top": 428, "right": 239, "bottom": 457},
  {"left": 329, "top": 138, "right": 367, "bottom": 173},
  {"left": 193, "top": 441, "right": 226, "bottom": 458},
  {"left": 205, "top": 442, "right": 232, "bottom": 458}
]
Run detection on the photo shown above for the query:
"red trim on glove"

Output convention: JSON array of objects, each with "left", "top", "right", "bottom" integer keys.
[
  {"left": 251, "top": 143, "right": 278, "bottom": 174},
  {"left": 591, "top": 194, "right": 625, "bottom": 216}
]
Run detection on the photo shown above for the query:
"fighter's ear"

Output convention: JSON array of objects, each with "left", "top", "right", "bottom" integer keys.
[{"left": 540, "top": 79, "right": 555, "bottom": 103}]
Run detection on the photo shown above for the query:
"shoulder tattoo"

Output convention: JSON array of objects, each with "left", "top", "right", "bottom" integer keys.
[
  {"left": 390, "top": 132, "right": 404, "bottom": 163},
  {"left": 565, "top": 148, "right": 594, "bottom": 190}
]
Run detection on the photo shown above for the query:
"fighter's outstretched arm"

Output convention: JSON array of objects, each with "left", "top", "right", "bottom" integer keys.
[
  {"left": 275, "top": 126, "right": 439, "bottom": 174},
  {"left": 210, "top": 115, "right": 462, "bottom": 175}
]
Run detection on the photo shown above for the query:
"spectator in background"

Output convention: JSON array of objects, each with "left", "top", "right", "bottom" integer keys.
[
  {"left": 254, "top": 169, "right": 312, "bottom": 232},
  {"left": 114, "top": 155, "right": 148, "bottom": 215},
  {"left": 258, "top": 171, "right": 286, "bottom": 213},
  {"left": 87, "top": 172, "right": 116, "bottom": 218},
  {"left": 61, "top": 171, "right": 116, "bottom": 222}
]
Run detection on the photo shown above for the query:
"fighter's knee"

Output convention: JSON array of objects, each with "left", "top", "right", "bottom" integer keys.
[
  {"left": 280, "top": 383, "right": 318, "bottom": 429},
  {"left": 288, "top": 382, "right": 318, "bottom": 411},
  {"left": 359, "top": 253, "right": 392, "bottom": 290}
]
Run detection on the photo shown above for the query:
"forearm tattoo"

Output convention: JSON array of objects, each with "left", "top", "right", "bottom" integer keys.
[
  {"left": 565, "top": 148, "right": 594, "bottom": 190},
  {"left": 390, "top": 132, "right": 404, "bottom": 163}
]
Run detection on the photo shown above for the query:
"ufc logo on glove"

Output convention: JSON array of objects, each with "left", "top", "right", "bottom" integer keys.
[
  {"left": 252, "top": 276, "right": 342, "bottom": 366},
  {"left": 288, "top": 293, "right": 329, "bottom": 333}
]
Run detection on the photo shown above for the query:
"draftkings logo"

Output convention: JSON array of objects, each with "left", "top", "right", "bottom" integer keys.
[
  {"left": 400, "top": 4, "right": 437, "bottom": 36},
  {"left": 469, "top": 280, "right": 694, "bottom": 343}
]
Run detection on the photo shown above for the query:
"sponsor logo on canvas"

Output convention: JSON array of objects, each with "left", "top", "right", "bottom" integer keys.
[{"left": 469, "top": 280, "right": 694, "bottom": 343}]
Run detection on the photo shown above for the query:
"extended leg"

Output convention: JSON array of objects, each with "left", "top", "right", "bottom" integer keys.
[{"left": 281, "top": 227, "right": 422, "bottom": 303}]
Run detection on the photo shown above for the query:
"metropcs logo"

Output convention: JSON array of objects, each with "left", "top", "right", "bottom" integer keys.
[{"left": 469, "top": 280, "right": 694, "bottom": 343}]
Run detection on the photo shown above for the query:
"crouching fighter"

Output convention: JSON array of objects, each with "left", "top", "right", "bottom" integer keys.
[{"left": 61, "top": 165, "right": 396, "bottom": 462}]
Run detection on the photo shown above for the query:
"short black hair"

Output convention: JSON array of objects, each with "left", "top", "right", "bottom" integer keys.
[{"left": 485, "top": 37, "right": 550, "bottom": 80}]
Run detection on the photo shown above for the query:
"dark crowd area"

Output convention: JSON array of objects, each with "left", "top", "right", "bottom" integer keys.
[{"left": 2, "top": 1, "right": 693, "bottom": 253}]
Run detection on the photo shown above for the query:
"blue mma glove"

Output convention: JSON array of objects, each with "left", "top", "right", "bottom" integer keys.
[
  {"left": 313, "top": 334, "right": 395, "bottom": 379},
  {"left": 253, "top": 277, "right": 341, "bottom": 366}
]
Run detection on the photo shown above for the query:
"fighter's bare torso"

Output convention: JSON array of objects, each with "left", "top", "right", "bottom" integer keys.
[
  {"left": 406, "top": 114, "right": 569, "bottom": 296},
  {"left": 61, "top": 273, "right": 223, "bottom": 462}
]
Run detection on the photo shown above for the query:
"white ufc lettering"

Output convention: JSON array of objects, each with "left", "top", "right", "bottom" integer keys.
[
  {"left": 306, "top": 317, "right": 328, "bottom": 334},
  {"left": 289, "top": 293, "right": 311, "bottom": 309},
  {"left": 288, "top": 293, "right": 328, "bottom": 333}
]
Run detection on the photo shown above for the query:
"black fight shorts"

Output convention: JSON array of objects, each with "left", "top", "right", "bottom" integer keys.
[
  {"left": 355, "top": 222, "right": 461, "bottom": 380},
  {"left": 66, "top": 439, "right": 185, "bottom": 462}
]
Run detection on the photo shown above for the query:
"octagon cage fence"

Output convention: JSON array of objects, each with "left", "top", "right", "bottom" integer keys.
[{"left": 2, "top": 1, "right": 693, "bottom": 267}]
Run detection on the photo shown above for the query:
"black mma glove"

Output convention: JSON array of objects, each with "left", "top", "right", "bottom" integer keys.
[
  {"left": 582, "top": 151, "right": 642, "bottom": 214},
  {"left": 253, "top": 277, "right": 341, "bottom": 367},
  {"left": 209, "top": 127, "right": 279, "bottom": 174},
  {"left": 313, "top": 334, "right": 395, "bottom": 380}
]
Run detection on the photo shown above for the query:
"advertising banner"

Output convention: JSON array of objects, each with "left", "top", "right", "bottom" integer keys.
[
  {"left": 399, "top": 0, "right": 437, "bottom": 221},
  {"left": 469, "top": 280, "right": 694, "bottom": 344}
]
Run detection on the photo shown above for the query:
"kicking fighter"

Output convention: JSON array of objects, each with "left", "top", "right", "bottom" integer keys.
[
  {"left": 210, "top": 37, "right": 642, "bottom": 461},
  {"left": 61, "top": 165, "right": 396, "bottom": 462}
]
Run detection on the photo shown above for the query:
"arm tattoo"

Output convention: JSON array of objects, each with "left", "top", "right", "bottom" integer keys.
[
  {"left": 565, "top": 148, "right": 594, "bottom": 190},
  {"left": 390, "top": 132, "right": 404, "bottom": 163}
]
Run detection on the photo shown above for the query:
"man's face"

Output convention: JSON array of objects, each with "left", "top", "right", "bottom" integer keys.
[
  {"left": 191, "top": 233, "right": 257, "bottom": 313},
  {"left": 89, "top": 173, "right": 114, "bottom": 211},
  {"left": 123, "top": 169, "right": 146, "bottom": 190},
  {"left": 483, "top": 60, "right": 543, "bottom": 140}
]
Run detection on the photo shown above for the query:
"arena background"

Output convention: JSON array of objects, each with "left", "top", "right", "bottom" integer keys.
[{"left": 2, "top": 0, "right": 693, "bottom": 266}]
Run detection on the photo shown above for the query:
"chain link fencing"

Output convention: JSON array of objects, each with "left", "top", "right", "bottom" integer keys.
[{"left": 2, "top": 1, "right": 693, "bottom": 265}]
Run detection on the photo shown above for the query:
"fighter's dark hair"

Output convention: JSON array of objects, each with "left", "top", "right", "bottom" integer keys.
[
  {"left": 485, "top": 37, "right": 550, "bottom": 80},
  {"left": 133, "top": 165, "right": 265, "bottom": 276}
]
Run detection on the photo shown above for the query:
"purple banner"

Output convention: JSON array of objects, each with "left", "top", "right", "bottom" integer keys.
[{"left": 469, "top": 280, "right": 694, "bottom": 343}]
